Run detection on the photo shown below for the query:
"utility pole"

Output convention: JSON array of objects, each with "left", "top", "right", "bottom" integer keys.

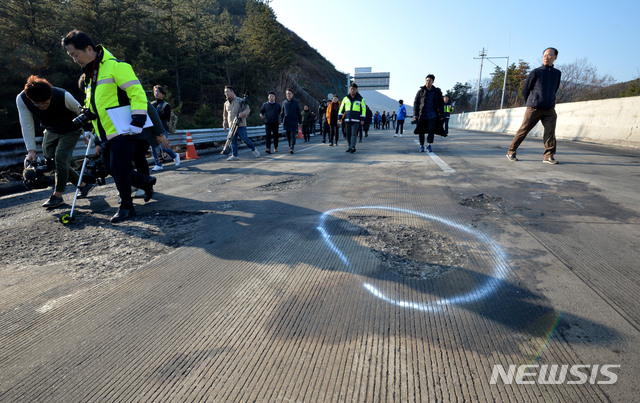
[
  {"left": 474, "top": 49, "right": 509, "bottom": 111},
  {"left": 474, "top": 48, "right": 487, "bottom": 112},
  {"left": 500, "top": 56, "right": 509, "bottom": 110}
]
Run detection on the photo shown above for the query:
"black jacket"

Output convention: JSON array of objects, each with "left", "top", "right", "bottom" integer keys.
[
  {"left": 280, "top": 98, "right": 301, "bottom": 131},
  {"left": 413, "top": 85, "right": 444, "bottom": 121},
  {"left": 259, "top": 101, "right": 281, "bottom": 124},
  {"left": 523, "top": 65, "right": 562, "bottom": 109},
  {"left": 21, "top": 88, "right": 78, "bottom": 134}
]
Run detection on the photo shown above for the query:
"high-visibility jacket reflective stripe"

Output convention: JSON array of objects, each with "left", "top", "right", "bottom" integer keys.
[
  {"left": 85, "top": 46, "right": 147, "bottom": 141},
  {"left": 338, "top": 96, "right": 367, "bottom": 122}
]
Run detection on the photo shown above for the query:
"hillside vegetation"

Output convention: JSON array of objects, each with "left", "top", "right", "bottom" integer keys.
[{"left": 0, "top": 0, "right": 347, "bottom": 139}]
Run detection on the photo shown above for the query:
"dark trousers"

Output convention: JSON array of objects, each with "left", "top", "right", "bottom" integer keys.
[
  {"left": 103, "top": 135, "right": 153, "bottom": 209},
  {"left": 286, "top": 130, "right": 297, "bottom": 149},
  {"left": 396, "top": 119, "right": 405, "bottom": 134},
  {"left": 418, "top": 118, "right": 437, "bottom": 146},
  {"left": 329, "top": 122, "right": 339, "bottom": 144},
  {"left": 444, "top": 118, "right": 450, "bottom": 134},
  {"left": 133, "top": 139, "right": 150, "bottom": 176},
  {"left": 265, "top": 122, "right": 279, "bottom": 150},
  {"left": 508, "top": 107, "right": 557, "bottom": 156},
  {"left": 346, "top": 122, "right": 360, "bottom": 150},
  {"left": 303, "top": 124, "right": 312, "bottom": 141},
  {"left": 321, "top": 120, "right": 329, "bottom": 141},
  {"left": 42, "top": 128, "right": 82, "bottom": 193}
]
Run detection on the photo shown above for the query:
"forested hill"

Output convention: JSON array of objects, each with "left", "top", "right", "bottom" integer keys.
[{"left": 0, "top": 0, "right": 347, "bottom": 140}]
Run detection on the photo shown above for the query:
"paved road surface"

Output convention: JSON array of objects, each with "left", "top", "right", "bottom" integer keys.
[{"left": 1, "top": 128, "right": 639, "bottom": 402}]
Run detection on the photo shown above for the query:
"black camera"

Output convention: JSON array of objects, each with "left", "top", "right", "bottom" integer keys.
[
  {"left": 22, "top": 157, "right": 51, "bottom": 189},
  {"left": 84, "top": 156, "right": 107, "bottom": 186},
  {"left": 73, "top": 108, "right": 97, "bottom": 127},
  {"left": 239, "top": 91, "right": 250, "bottom": 106}
]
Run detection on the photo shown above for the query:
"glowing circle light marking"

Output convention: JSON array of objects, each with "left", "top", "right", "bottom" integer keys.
[{"left": 317, "top": 206, "right": 511, "bottom": 312}]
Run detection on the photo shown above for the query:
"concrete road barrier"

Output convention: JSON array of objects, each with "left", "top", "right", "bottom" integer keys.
[{"left": 450, "top": 95, "right": 640, "bottom": 149}]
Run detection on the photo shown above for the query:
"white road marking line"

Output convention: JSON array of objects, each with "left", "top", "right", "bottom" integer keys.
[
  {"left": 429, "top": 153, "right": 456, "bottom": 173},
  {"left": 414, "top": 139, "right": 455, "bottom": 172}
]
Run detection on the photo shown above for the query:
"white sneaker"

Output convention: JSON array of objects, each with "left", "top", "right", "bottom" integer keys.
[
  {"left": 252, "top": 149, "right": 260, "bottom": 158},
  {"left": 174, "top": 153, "right": 181, "bottom": 167},
  {"left": 133, "top": 188, "right": 146, "bottom": 198},
  {"left": 393, "top": 134, "right": 398, "bottom": 137},
  {"left": 398, "top": 134, "right": 403, "bottom": 137},
  {"left": 227, "top": 155, "right": 239, "bottom": 161},
  {"left": 152, "top": 165, "right": 164, "bottom": 171}
]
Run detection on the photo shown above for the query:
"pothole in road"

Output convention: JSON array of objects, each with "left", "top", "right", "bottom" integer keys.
[
  {"left": 460, "top": 193, "right": 504, "bottom": 212},
  {"left": 347, "top": 215, "right": 469, "bottom": 279},
  {"left": 254, "top": 175, "right": 318, "bottom": 192}
]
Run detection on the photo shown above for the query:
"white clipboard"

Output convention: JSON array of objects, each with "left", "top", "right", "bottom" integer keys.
[{"left": 106, "top": 105, "right": 153, "bottom": 134}]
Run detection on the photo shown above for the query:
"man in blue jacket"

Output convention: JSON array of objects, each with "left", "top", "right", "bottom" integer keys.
[
  {"left": 507, "top": 47, "right": 562, "bottom": 164},
  {"left": 395, "top": 99, "right": 407, "bottom": 136}
]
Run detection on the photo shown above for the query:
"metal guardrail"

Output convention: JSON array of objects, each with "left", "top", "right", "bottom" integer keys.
[{"left": 0, "top": 126, "right": 268, "bottom": 169}]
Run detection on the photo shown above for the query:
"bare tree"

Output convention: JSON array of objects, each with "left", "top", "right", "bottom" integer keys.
[{"left": 556, "top": 58, "right": 616, "bottom": 103}]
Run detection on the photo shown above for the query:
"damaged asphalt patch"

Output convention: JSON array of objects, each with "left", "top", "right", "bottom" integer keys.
[
  {"left": 347, "top": 215, "right": 469, "bottom": 279},
  {"left": 0, "top": 211, "right": 205, "bottom": 281},
  {"left": 254, "top": 175, "right": 318, "bottom": 192}
]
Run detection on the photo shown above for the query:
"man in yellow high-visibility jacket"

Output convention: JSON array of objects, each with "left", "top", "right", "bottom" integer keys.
[
  {"left": 338, "top": 82, "right": 366, "bottom": 153},
  {"left": 63, "top": 30, "right": 155, "bottom": 223}
]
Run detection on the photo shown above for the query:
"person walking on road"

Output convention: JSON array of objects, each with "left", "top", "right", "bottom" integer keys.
[
  {"left": 318, "top": 99, "right": 329, "bottom": 143},
  {"left": 506, "top": 47, "right": 562, "bottom": 164},
  {"left": 443, "top": 95, "right": 454, "bottom": 136},
  {"left": 301, "top": 105, "right": 313, "bottom": 142},
  {"left": 223, "top": 85, "right": 259, "bottom": 161},
  {"left": 280, "top": 89, "right": 302, "bottom": 154},
  {"left": 413, "top": 74, "right": 445, "bottom": 153},
  {"left": 17, "top": 75, "right": 94, "bottom": 208},
  {"left": 150, "top": 85, "right": 180, "bottom": 171},
  {"left": 338, "top": 82, "right": 367, "bottom": 153},
  {"left": 259, "top": 91, "right": 281, "bottom": 154},
  {"left": 395, "top": 100, "right": 406, "bottom": 136},
  {"left": 326, "top": 95, "right": 341, "bottom": 146}
]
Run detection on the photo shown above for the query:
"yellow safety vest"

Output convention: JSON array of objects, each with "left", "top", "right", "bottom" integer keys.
[
  {"left": 338, "top": 95, "right": 367, "bottom": 123},
  {"left": 85, "top": 46, "right": 148, "bottom": 142}
]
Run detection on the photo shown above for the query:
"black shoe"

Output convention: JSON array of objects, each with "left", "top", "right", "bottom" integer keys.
[
  {"left": 42, "top": 195, "right": 64, "bottom": 208},
  {"left": 345, "top": 148, "right": 352, "bottom": 152},
  {"left": 265, "top": 149, "right": 271, "bottom": 154},
  {"left": 111, "top": 207, "right": 136, "bottom": 223},
  {"left": 144, "top": 176, "right": 156, "bottom": 202},
  {"left": 77, "top": 183, "right": 95, "bottom": 199},
  {"left": 290, "top": 148, "right": 294, "bottom": 154},
  {"left": 322, "top": 140, "right": 326, "bottom": 143},
  {"left": 351, "top": 148, "right": 356, "bottom": 153},
  {"left": 329, "top": 143, "right": 333, "bottom": 146}
]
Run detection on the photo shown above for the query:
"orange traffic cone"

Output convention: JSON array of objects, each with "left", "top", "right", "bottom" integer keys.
[
  {"left": 185, "top": 131, "right": 199, "bottom": 159},
  {"left": 298, "top": 124, "right": 303, "bottom": 139}
]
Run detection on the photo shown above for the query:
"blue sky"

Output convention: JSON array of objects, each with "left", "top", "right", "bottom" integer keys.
[{"left": 269, "top": 0, "right": 640, "bottom": 101}]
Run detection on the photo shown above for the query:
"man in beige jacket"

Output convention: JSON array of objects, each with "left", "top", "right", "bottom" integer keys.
[{"left": 223, "top": 85, "right": 259, "bottom": 161}]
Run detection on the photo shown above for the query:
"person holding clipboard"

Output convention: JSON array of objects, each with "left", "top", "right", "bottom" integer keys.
[{"left": 62, "top": 30, "right": 156, "bottom": 223}]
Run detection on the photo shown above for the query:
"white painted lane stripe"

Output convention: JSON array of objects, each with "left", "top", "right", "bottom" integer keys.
[
  {"left": 414, "top": 139, "right": 455, "bottom": 173},
  {"left": 429, "top": 153, "right": 456, "bottom": 173}
]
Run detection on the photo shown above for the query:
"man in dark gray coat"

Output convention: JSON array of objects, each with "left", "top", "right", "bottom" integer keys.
[
  {"left": 280, "top": 89, "right": 302, "bottom": 154},
  {"left": 506, "top": 47, "right": 562, "bottom": 164}
]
